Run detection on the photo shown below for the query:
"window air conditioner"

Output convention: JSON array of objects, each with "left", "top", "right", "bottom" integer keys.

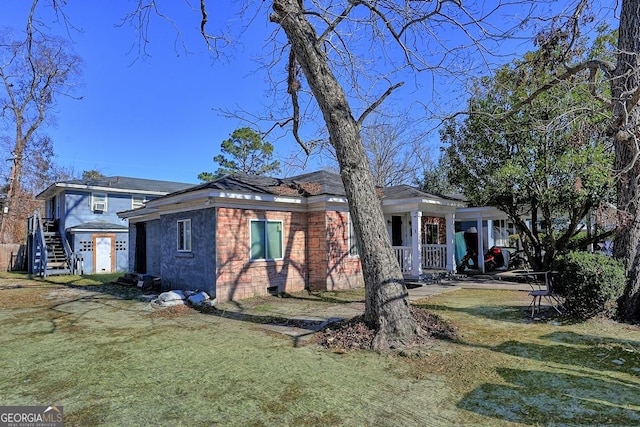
[{"left": 93, "top": 202, "right": 106, "bottom": 211}]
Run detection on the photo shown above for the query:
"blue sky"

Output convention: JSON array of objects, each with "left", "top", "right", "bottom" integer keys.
[
  {"left": 1, "top": 1, "right": 301, "bottom": 184},
  {"left": 1, "top": 1, "right": 618, "bottom": 185}
]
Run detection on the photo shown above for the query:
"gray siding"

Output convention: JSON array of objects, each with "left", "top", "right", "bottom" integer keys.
[
  {"left": 146, "top": 219, "right": 162, "bottom": 276},
  {"left": 159, "top": 208, "right": 216, "bottom": 296},
  {"left": 72, "top": 231, "right": 128, "bottom": 274},
  {"left": 63, "top": 191, "right": 131, "bottom": 230},
  {"left": 128, "top": 225, "right": 136, "bottom": 272}
]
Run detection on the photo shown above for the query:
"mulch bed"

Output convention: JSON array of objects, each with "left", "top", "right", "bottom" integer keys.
[{"left": 314, "top": 306, "right": 457, "bottom": 351}]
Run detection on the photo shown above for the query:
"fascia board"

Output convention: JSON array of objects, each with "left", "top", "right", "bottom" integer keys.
[
  {"left": 306, "top": 195, "right": 349, "bottom": 211},
  {"left": 126, "top": 212, "right": 161, "bottom": 223},
  {"left": 53, "top": 183, "right": 170, "bottom": 196},
  {"left": 144, "top": 190, "right": 307, "bottom": 216},
  {"left": 382, "top": 197, "right": 465, "bottom": 209},
  {"left": 455, "top": 206, "right": 511, "bottom": 220}
]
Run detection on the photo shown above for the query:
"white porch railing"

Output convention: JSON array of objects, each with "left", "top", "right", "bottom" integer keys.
[
  {"left": 422, "top": 244, "right": 446, "bottom": 269},
  {"left": 392, "top": 244, "right": 447, "bottom": 274},
  {"left": 393, "top": 246, "right": 412, "bottom": 274}
]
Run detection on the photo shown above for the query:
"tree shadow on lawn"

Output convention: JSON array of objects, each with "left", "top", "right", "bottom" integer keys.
[
  {"left": 278, "top": 289, "right": 366, "bottom": 304},
  {"left": 458, "top": 331, "right": 640, "bottom": 425},
  {"left": 493, "top": 333, "right": 640, "bottom": 377},
  {"left": 457, "top": 366, "right": 640, "bottom": 426},
  {"left": 414, "top": 299, "right": 539, "bottom": 325}
]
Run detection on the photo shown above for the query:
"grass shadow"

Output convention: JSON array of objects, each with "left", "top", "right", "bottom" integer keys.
[
  {"left": 457, "top": 366, "right": 640, "bottom": 426},
  {"left": 492, "top": 335, "right": 640, "bottom": 378},
  {"left": 414, "top": 299, "right": 538, "bottom": 325}
]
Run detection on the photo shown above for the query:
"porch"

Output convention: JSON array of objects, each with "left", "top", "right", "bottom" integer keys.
[{"left": 393, "top": 244, "right": 448, "bottom": 275}]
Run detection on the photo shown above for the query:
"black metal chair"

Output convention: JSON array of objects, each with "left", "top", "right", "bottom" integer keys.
[{"left": 528, "top": 271, "right": 563, "bottom": 316}]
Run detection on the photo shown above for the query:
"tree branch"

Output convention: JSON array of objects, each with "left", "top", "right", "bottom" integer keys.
[
  {"left": 506, "top": 59, "right": 615, "bottom": 119},
  {"left": 357, "top": 81, "right": 404, "bottom": 126}
]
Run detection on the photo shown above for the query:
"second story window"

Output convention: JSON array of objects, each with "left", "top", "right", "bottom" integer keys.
[
  {"left": 177, "top": 219, "right": 192, "bottom": 252},
  {"left": 91, "top": 193, "right": 107, "bottom": 212},
  {"left": 132, "top": 195, "right": 147, "bottom": 209}
]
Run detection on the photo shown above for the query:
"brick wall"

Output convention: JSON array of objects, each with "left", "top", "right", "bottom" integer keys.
[
  {"left": 215, "top": 207, "right": 308, "bottom": 302},
  {"left": 323, "top": 211, "right": 363, "bottom": 291},
  {"left": 215, "top": 207, "right": 364, "bottom": 301}
]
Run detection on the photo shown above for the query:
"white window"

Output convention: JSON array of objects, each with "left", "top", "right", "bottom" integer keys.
[
  {"left": 91, "top": 193, "right": 107, "bottom": 212},
  {"left": 132, "top": 195, "right": 147, "bottom": 209},
  {"left": 177, "top": 219, "right": 192, "bottom": 252},
  {"left": 348, "top": 214, "right": 359, "bottom": 257},
  {"left": 493, "top": 219, "right": 511, "bottom": 247},
  {"left": 250, "top": 219, "right": 283, "bottom": 260}
]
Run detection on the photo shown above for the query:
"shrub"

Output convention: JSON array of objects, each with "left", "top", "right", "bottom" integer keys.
[{"left": 552, "top": 251, "right": 625, "bottom": 320}]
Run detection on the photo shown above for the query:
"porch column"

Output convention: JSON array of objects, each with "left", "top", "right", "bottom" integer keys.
[
  {"left": 487, "top": 219, "right": 494, "bottom": 248},
  {"left": 476, "top": 217, "right": 485, "bottom": 272},
  {"left": 445, "top": 212, "right": 455, "bottom": 271},
  {"left": 411, "top": 210, "right": 422, "bottom": 277}
]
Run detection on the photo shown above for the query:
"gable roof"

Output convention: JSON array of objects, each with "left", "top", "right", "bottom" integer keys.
[
  {"left": 382, "top": 185, "right": 464, "bottom": 203},
  {"left": 119, "top": 169, "right": 468, "bottom": 221},
  {"left": 149, "top": 169, "right": 346, "bottom": 201},
  {"left": 37, "top": 176, "right": 196, "bottom": 200}
]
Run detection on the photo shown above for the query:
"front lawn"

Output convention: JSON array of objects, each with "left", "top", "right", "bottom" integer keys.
[{"left": 0, "top": 273, "right": 638, "bottom": 426}]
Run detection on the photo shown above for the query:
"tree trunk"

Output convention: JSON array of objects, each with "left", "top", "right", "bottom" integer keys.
[
  {"left": 613, "top": 0, "right": 640, "bottom": 321},
  {"left": 270, "top": 0, "right": 417, "bottom": 349}
]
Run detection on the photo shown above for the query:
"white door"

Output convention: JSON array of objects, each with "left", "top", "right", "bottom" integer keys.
[{"left": 95, "top": 236, "right": 113, "bottom": 273}]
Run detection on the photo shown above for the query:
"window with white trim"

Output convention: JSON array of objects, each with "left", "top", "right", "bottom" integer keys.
[
  {"left": 250, "top": 219, "right": 283, "bottom": 260},
  {"left": 348, "top": 214, "right": 359, "bottom": 256},
  {"left": 91, "top": 193, "right": 107, "bottom": 212},
  {"left": 132, "top": 195, "right": 147, "bottom": 209},
  {"left": 424, "top": 223, "right": 439, "bottom": 244},
  {"left": 177, "top": 219, "right": 192, "bottom": 252}
]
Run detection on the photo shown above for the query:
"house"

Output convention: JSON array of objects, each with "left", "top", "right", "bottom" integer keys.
[
  {"left": 117, "top": 170, "right": 468, "bottom": 302},
  {"left": 28, "top": 176, "right": 195, "bottom": 276}
]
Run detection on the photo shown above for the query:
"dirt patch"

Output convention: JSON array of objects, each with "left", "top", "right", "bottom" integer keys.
[
  {"left": 146, "top": 304, "right": 196, "bottom": 318},
  {"left": 315, "top": 306, "right": 457, "bottom": 351}
]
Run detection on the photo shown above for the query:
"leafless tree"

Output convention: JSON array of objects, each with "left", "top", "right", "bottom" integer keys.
[
  {"left": 116, "top": 0, "right": 548, "bottom": 349},
  {"left": 361, "top": 111, "right": 429, "bottom": 187},
  {"left": 0, "top": 1, "right": 82, "bottom": 242}
]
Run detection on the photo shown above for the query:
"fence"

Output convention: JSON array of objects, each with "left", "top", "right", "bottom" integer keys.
[{"left": 0, "top": 243, "right": 26, "bottom": 272}]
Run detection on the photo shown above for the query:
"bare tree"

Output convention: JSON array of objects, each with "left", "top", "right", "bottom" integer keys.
[
  {"left": 360, "top": 111, "right": 427, "bottom": 187},
  {"left": 267, "top": 0, "right": 541, "bottom": 349},
  {"left": 0, "top": 2, "right": 81, "bottom": 242},
  {"left": 115, "top": 0, "right": 543, "bottom": 349}
]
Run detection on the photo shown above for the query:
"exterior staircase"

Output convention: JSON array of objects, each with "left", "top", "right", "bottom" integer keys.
[
  {"left": 27, "top": 211, "right": 81, "bottom": 277},
  {"left": 43, "top": 230, "right": 71, "bottom": 274}
]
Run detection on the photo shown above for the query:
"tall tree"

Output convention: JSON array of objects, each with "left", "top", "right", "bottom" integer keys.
[
  {"left": 417, "top": 151, "right": 459, "bottom": 196},
  {"left": 443, "top": 31, "right": 614, "bottom": 270},
  {"left": 612, "top": 0, "right": 640, "bottom": 320},
  {"left": 198, "top": 127, "right": 281, "bottom": 182},
  {"left": 82, "top": 170, "right": 106, "bottom": 180},
  {"left": 0, "top": 4, "right": 81, "bottom": 242},
  {"left": 85, "top": 0, "right": 552, "bottom": 347}
]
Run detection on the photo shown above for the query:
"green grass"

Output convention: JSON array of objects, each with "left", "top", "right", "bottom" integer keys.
[{"left": 0, "top": 273, "right": 638, "bottom": 426}]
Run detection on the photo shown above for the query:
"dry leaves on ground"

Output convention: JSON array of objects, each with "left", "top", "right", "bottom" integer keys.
[{"left": 315, "top": 306, "right": 457, "bottom": 351}]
